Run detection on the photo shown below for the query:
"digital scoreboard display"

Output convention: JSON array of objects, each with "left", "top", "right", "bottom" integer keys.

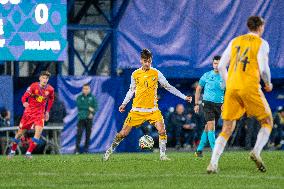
[{"left": 0, "top": 0, "right": 67, "bottom": 61}]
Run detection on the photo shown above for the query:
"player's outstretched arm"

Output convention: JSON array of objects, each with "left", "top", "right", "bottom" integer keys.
[
  {"left": 119, "top": 73, "right": 136, "bottom": 113},
  {"left": 185, "top": 96, "right": 192, "bottom": 103},
  {"left": 158, "top": 70, "right": 192, "bottom": 103},
  {"left": 119, "top": 104, "right": 126, "bottom": 113}
]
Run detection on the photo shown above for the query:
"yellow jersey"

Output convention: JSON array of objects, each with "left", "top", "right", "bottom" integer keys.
[
  {"left": 227, "top": 33, "right": 263, "bottom": 90},
  {"left": 122, "top": 67, "right": 187, "bottom": 112},
  {"left": 132, "top": 68, "right": 159, "bottom": 109}
]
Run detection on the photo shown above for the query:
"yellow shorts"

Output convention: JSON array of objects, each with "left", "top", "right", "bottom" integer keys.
[
  {"left": 222, "top": 88, "right": 272, "bottom": 121},
  {"left": 124, "top": 110, "right": 164, "bottom": 127}
]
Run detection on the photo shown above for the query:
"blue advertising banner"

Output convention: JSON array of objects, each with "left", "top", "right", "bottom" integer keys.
[
  {"left": 57, "top": 76, "right": 136, "bottom": 153},
  {"left": 115, "top": 0, "right": 284, "bottom": 78},
  {"left": 0, "top": 76, "right": 13, "bottom": 126}
]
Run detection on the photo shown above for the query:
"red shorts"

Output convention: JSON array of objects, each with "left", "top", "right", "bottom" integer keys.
[{"left": 19, "top": 113, "right": 44, "bottom": 130}]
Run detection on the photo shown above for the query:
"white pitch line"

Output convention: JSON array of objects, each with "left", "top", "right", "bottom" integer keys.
[{"left": 1, "top": 172, "right": 283, "bottom": 180}]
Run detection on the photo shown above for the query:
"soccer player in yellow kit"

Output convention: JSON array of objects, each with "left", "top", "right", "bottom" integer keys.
[
  {"left": 103, "top": 49, "right": 192, "bottom": 161},
  {"left": 207, "top": 16, "right": 273, "bottom": 173}
]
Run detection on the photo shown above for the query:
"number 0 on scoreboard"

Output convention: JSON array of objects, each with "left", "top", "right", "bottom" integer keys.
[{"left": 0, "top": 0, "right": 67, "bottom": 61}]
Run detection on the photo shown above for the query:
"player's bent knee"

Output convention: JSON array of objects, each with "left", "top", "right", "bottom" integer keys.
[
  {"left": 119, "top": 127, "right": 131, "bottom": 138},
  {"left": 118, "top": 131, "right": 127, "bottom": 138},
  {"left": 260, "top": 116, "right": 273, "bottom": 132},
  {"left": 260, "top": 116, "right": 273, "bottom": 125},
  {"left": 224, "top": 127, "right": 233, "bottom": 135}
]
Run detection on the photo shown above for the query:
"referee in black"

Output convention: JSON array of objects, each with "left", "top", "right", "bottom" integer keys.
[{"left": 194, "top": 56, "right": 225, "bottom": 157}]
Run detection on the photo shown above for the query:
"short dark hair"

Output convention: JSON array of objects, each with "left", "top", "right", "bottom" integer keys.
[
  {"left": 83, "top": 83, "right": 90, "bottom": 87},
  {"left": 141, "top": 48, "right": 152, "bottom": 59},
  {"left": 247, "top": 16, "right": 264, "bottom": 31},
  {"left": 213, "top": 55, "right": 221, "bottom": 61},
  {"left": 40, "top": 71, "right": 51, "bottom": 77}
]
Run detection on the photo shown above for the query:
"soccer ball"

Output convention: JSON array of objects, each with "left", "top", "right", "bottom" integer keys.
[{"left": 139, "top": 135, "right": 154, "bottom": 150}]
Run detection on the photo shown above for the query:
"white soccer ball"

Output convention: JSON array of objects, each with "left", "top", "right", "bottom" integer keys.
[{"left": 139, "top": 135, "right": 154, "bottom": 150}]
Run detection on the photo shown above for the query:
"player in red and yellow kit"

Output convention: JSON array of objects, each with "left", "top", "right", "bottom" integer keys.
[
  {"left": 207, "top": 16, "right": 273, "bottom": 173},
  {"left": 103, "top": 49, "right": 192, "bottom": 161},
  {"left": 8, "top": 71, "right": 54, "bottom": 159}
]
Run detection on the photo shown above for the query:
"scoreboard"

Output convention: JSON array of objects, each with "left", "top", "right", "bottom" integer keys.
[{"left": 0, "top": 0, "right": 67, "bottom": 61}]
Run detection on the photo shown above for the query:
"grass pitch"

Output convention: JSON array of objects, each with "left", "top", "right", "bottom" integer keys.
[{"left": 0, "top": 151, "right": 283, "bottom": 189}]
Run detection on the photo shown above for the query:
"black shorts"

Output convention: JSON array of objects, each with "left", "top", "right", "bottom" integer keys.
[{"left": 203, "top": 100, "right": 222, "bottom": 122}]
